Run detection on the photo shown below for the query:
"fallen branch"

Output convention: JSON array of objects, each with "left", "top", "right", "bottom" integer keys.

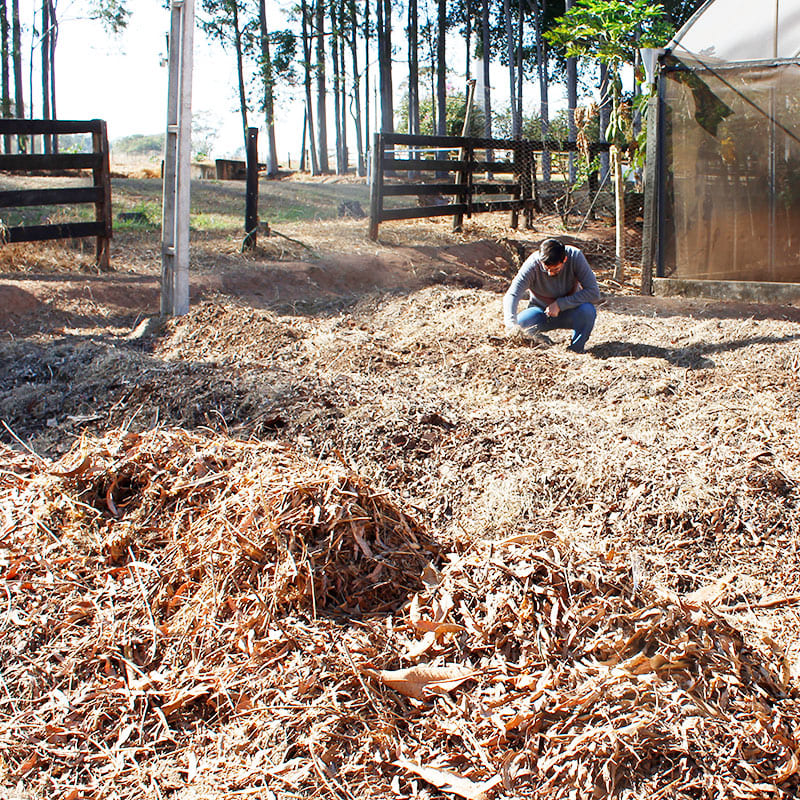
[
  {"left": 722, "top": 595, "right": 800, "bottom": 613},
  {"left": 271, "top": 228, "right": 313, "bottom": 251}
]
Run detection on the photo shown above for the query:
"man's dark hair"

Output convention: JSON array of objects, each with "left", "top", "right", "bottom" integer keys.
[{"left": 540, "top": 238, "right": 566, "bottom": 266}]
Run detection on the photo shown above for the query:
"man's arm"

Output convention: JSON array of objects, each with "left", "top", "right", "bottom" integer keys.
[
  {"left": 503, "top": 256, "right": 537, "bottom": 329},
  {"left": 556, "top": 250, "right": 600, "bottom": 311}
]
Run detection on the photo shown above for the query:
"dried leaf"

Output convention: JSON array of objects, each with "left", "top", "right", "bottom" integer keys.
[
  {"left": 394, "top": 757, "right": 501, "bottom": 800},
  {"left": 161, "top": 683, "right": 213, "bottom": 716},
  {"left": 364, "top": 664, "right": 478, "bottom": 699}
]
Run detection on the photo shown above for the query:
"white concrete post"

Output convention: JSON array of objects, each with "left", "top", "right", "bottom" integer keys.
[{"left": 161, "top": 0, "right": 195, "bottom": 317}]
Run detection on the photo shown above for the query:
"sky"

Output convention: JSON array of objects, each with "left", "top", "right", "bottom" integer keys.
[{"left": 21, "top": 0, "right": 292, "bottom": 161}]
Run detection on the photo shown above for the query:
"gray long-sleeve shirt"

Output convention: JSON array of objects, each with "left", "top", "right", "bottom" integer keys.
[{"left": 503, "top": 245, "right": 600, "bottom": 328}]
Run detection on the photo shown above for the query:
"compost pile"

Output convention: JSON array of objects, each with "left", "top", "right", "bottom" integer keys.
[{"left": 3, "top": 429, "right": 800, "bottom": 800}]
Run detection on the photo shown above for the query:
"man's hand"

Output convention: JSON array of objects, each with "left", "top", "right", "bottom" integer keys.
[{"left": 545, "top": 301, "right": 560, "bottom": 318}]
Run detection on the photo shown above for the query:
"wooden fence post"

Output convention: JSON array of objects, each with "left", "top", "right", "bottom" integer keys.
[
  {"left": 243, "top": 126, "right": 259, "bottom": 250},
  {"left": 452, "top": 142, "right": 473, "bottom": 232},
  {"left": 368, "top": 133, "right": 383, "bottom": 240},
  {"left": 641, "top": 96, "right": 660, "bottom": 295},
  {"left": 92, "top": 119, "right": 112, "bottom": 271},
  {"left": 521, "top": 145, "right": 534, "bottom": 230}
]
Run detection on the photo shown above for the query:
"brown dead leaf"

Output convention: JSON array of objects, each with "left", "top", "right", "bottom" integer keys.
[
  {"left": 686, "top": 572, "right": 736, "bottom": 606},
  {"left": 161, "top": 683, "right": 214, "bottom": 716},
  {"left": 394, "top": 757, "right": 502, "bottom": 800},
  {"left": 49, "top": 454, "right": 92, "bottom": 477},
  {"left": 363, "top": 664, "right": 478, "bottom": 699}
]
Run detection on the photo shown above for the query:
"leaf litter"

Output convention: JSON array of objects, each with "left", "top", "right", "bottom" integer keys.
[
  {"left": 2, "top": 226, "right": 800, "bottom": 799},
  {"left": 3, "top": 426, "right": 800, "bottom": 799}
]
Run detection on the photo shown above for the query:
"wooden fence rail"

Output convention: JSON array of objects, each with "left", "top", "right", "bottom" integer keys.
[
  {"left": 368, "top": 132, "right": 613, "bottom": 240},
  {"left": 0, "top": 119, "right": 112, "bottom": 269}
]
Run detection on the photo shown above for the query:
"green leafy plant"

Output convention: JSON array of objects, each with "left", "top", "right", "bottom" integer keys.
[{"left": 547, "top": 0, "right": 673, "bottom": 280}]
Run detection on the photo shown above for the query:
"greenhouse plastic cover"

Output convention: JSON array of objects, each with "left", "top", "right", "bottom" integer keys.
[
  {"left": 670, "top": 0, "right": 800, "bottom": 63},
  {"left": 661, "top": 62, "right": 800, "bottom": 282}
]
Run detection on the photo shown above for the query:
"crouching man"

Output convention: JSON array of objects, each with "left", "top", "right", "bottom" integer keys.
[{"left": 503, "top": 238, "right": 600, "bottom": 354}]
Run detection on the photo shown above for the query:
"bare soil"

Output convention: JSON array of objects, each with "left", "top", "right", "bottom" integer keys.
[{"left": 2, "top": 184, "right": 800, "bottom": 800}]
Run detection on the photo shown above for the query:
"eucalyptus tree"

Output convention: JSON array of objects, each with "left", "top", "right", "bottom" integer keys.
[
  {"left": 329, "top": 0, "right": 348, "bottom": 172},
  {"left": 299, "top": 0, "right": 319, "bottom": 173},
  {"left": 436, "top": 0, "right": 445, "bottom": 135},
  {"left": 376, "top": 0, "right": 393, "bottom": 134},
  {"left": 31, "top": 0, "right": 128, "bottom": 153},
  {"left": 258, "top": 2, "right": 296, "bottom": 175},
  {"left": 363, "top": 0, "right": 370, "bottom": 149},
  {"left": 346, "top": 0, "right": 365, "bottom": 175},
  {"left": 257, "top": 0, "right": 276, "bottom": 174},
  {"left": 407, "top": 0, "right": 420, "bottom": 139},
  {"left": 564, "top": 0, "right": 576, "bottom": 179},
  {"left": 314, "top": 0, "right": 329, "bottom": 171},
  {"left": 503, "top": 0, "right": 519, "bottom": 138},
  {"left": 2, "top": 2, "right": 9, "bottom": 154},
  {"left": 201, "top": 0, "right": 255, "bottom": 153},
  {"left": 479, "top": 0, "right": 491, "bottom": 147},
  {"left": 530, "top": 0, "right": 550, "bottom": 177}
]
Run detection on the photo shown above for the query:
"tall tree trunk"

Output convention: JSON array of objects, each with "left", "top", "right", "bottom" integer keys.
[
  {"left": 231, "top": 0, "right": 248, "bottom": 154},
  {"left": 376, "top": 0, "right": 393, "bottom": 133},
  {"left": 299, "top": 105, "right": 307, "bottom": 170},
  {"left": 503, "top": 0, "right": 518, "bottom": 138},
  {"left": 330, "top": 2, "right": 343, "bottom": 173},
  {"left": 339, "top": 4, "right": 347, "bottom": 170},
  {"left": 533, "top": 0, "right": 550, "bottom": 180},
  {"left": 47, "top": 0, "right": 55, "bottom": 138},
  {"left": 11, "top": 0, "right": 21, "bottom": 150},
  {"left": 464, "top": 0, "right": 471, "bottom": 82},
  {"left": 363, "top": 0, "right": 369, "bottom": 150},
  {"left": 565, "top": 0, "right": 577, "bottom": 181},
  {"left": 40, "top": 0, "right": 50, "bottom": 153},
  {"left": 348, "top": 0, "right": 364, "bottom": 175},
  {"left": 1, "top": 0, "right": 10, "bottom": 152},
  {"left": 406, "top": 0, "right": 419, "bottom": 175},
  {"left": 258, "top": 0, "right": 279, "bottom": 176},
  {"left": 436, "top": 0, "right": 445, "bottom": 135},
  {"left": 315, "top": 0, "right": 329, "bottom": 172},
  {"left": 480, "top": 0, "right": 491, "bottom": 158},
  {"left": 515, "top": 0, "right": 523, "bottom": 134},
  {"left": 424, "top": 2, "right": 436, "bottom": 132},
  {"left": 301, "top": 0, "right": 319, "bottom": 174},
  {"left": 407, "top": 0, "right": 419, "bottom": 135}
]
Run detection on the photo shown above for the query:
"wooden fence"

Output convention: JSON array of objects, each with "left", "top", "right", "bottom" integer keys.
[
  {"left": 0, "top": 119, "right": 113, "bottom": 269},
  {"left": 368, "top": 132, "right": 613, "bottom": 240}
]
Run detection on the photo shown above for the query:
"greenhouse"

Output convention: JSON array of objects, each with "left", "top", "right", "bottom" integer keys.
[{"left": 643, "top": 0, "right": 800, "bottom": 301}]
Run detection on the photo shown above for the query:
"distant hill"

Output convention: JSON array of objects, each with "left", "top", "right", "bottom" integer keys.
[{"left": 112, "top": 133, "right": 164, "bottom": 159}]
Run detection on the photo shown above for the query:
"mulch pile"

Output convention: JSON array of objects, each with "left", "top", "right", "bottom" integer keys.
[{"left": 3, "top": 429, "right": 800, "bottom": 799}]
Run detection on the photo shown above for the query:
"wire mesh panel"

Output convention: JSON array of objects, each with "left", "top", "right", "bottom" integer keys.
[{"left": 661, "top": 59, "right": 800, "bottom": 283}]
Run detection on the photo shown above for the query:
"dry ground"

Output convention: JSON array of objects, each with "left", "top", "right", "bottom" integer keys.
[{"left": 2, "top": 177, "right": 800, "bottom": 800}]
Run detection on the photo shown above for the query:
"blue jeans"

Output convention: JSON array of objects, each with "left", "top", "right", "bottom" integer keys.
[{"left": 518, "top": 302, "right": 597, "bottom": 353}]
